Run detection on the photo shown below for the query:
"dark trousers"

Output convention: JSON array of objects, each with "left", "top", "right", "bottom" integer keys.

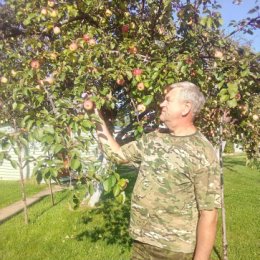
[{"left": 131, "top": 240, "right": 194, "bottom": 260}]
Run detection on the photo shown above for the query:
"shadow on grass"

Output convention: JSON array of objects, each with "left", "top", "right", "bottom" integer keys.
[
  {"left": 213, "top": 246, "right": 222, "bottom": 260},
  {"left": 30, "top": 190, "right": 69, "bottom": 223},
  {"left": 223, "top": 156, "right": 246, "bottom": 173},
  {"left": 76, "top": 165, "right": 138, "bottom": 250}
]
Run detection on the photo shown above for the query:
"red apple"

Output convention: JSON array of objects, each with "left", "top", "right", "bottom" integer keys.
[
  {"left": 31, "top": 60, "right": 40, "bottom": 69},
  {"left": 132, "top": 68, "right": 143, "bottom": 76},
  {"left": 128, "top": 46, "right": 138, "bottom": 54},
  {"left": 83, "top": 34, "right": 90, "bottom": 42},
  {"left": 69, "top": 42, "right": 78, "bottom": 51},
  {"left": 84, "top": 100, "right": 94, "bottom": 111},
  {"left": 121, "top": 24, "right": 129, "bottom": 33},
  {"left": 116, "top": 78, "right": 125, "bottom": 86},
  {"left": 235, "top": 93, "right": 241, "bottom": 100},
  {"left": 137, "top": 82, "right": 145, "bottom": 91}
]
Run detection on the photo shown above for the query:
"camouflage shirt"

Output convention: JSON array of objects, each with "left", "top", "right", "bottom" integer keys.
[{"left": 121, "top": 130, "right": 221, "bottom": 253}]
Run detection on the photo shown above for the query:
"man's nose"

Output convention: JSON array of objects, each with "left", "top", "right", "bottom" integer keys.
[{"left": 160, "top": 99, "right": 167, "bottom": 107}]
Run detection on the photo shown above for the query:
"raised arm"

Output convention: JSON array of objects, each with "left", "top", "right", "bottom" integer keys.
[{"left": 84, "top": 99, "right": 129, "bottom": 164}]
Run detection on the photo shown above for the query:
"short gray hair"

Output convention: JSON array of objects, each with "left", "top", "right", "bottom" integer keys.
[{"left": 168, "top": 81, "right": 205, "bottom": 116}]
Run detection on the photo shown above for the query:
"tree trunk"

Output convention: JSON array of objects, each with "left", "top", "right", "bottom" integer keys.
[
  {"left": 17, "top": 141, "right": 29, "bottom": 224},
  {"left": 219, "top": 120, "right": 228, "bottom": 260},
  {"left": 49, "top": 178, "right": 55, "bottom": 206}
]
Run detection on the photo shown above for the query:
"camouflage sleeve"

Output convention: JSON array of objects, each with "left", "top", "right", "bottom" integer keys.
[
  {"left": 193, "top": 159, "right": 222, "bottom": 210},
  {"left": 120, "top": 136, "right": 145, "bottom": 164}
]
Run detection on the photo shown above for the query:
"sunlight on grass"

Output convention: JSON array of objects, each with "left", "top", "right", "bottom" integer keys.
[
  {"left": 0, "top": 180, "right": 47, "bottom": 208},
  {"left": 0, "top": 157, "right": 259, "bottom": 260}
]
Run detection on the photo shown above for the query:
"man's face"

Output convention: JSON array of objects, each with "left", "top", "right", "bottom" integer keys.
[{"left": 159, "top": 88, "right": 185, "bottom": 125}]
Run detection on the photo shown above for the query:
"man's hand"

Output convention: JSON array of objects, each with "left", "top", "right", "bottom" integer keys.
[{"left": 82, "top": 93, "right": 129, "bottom": 164}]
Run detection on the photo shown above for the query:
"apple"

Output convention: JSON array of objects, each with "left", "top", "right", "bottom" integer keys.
[
  {"left": 187, "top": 19, "right": 193, "bottom": 25},
  {"left": 48, "top": 0, "right": 55, "bottom": 7},
  {"left": 137, "top": 104, "right": 146, "bottom": 113},
  {"left": 105, "top": 9, "right": 112, "bottom": 17},
  {"left": 214, "top": 50, "right": 223, "bottom": 59},
  {"left": 53, "top": 26, "right": 61, "bottom": 34},
  {"left": 185, "top": 57, "right": 194, "bottom": 65},
  {"left": 137, "top": 82, "right": 145, "bottom": 91},
  {"left": 116, "top": 78, "right": 125, "bottom": 86},
  {"left": 191, "top": 70, "right": 196, "bottom": 77},
  {"left": 69, "top": 42, "right": 78, "bottom": 51},
  {"left": 41, "top": 8, "right": 47, "bottom": 15},
  {"left": 132, "top": 68, "right": 143, "bottom": 76},
  {"left": 252, "top": 114, "right": 259, "bottom": 121},
  {"left": 121, "top": 24, "right": 129, "bottom": 33},
  {"left": 50, "top": 52, "right": 57, "bottom": 60},
  {"left": 130, "top": 22, "right": 136, "bottom": 29},
  {"left": 88, "top": 67, "right": 98, "bottom": 73},
  {"left": 83, "top": 34, "right": 90, "bottom": 42},
  {"left": 235, "top": 93, "right": 241, "bottom": 100},
  {"left": 49, "top": 9, "right": 58, "bottom": 18},
  {"left": 84, "top": 100, "right": 94, "bottom": 111},
  {"left": 30, "top": 60, "right": 40, "bottom": 69},
  {"left": 128, "top": 46, "right": 138, "bottom": 54},
  {"left": 124, "top": 12, "right": 130, "bottom": 17},
  {"left": 1, "top": 76, "right": 8, "bottom": 84},
  {"left": 88, "top": 38, "right": 96, "bottom": 46},
  {"left": 11, "top": 70, "right": 17, "bottom": 76}
]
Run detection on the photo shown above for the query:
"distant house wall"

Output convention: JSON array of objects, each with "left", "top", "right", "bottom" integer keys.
[{"left": 0, "top": 125, "right": 99, "bottom": 180}]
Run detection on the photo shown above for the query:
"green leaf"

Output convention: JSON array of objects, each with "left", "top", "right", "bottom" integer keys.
[
  {"left": 115, "top": 191, "right": 126, "bottom": 204},
  {"left": 227, "top": 98, "right": 237, "bottom": 108},
  {"left": 10, "top": 160, "right": 18, "bottom": 169},
  {"left": 143, "top": 95, "right": 153, "bottom": 106},
  {"left": 71, "top": 157, "right": 81, "bottom": 170},
  {"left": 113, "top": 184, "right": 121, "bottom": 197},
  {"left": 53, "top": 144, "right": 64, "bottom": 154},
  {"left": 103, "top": 175, "right": 116, "bottom": 192}
]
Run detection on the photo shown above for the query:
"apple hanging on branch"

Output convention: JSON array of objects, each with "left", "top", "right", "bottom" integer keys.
[
  {"left": 132, "top": 68, "right": 143, "bottom": 76},
  {"left": 116, "top": 78, "right": 125, "bottom": 86},
  {"left": 30, "top": 60, "right": 40, "bottom": 70},
  {"left": 137, "top": 82, "right": 145, "bottom": 91}
]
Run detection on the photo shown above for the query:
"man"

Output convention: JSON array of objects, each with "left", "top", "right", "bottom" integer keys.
[{"left": 85, "top": 81, "right": 221, "bottom": 260}]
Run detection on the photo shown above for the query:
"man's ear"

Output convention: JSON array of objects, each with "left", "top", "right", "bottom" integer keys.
[{"left": 182, "top": 102, "right": 192, "bottom": 116}]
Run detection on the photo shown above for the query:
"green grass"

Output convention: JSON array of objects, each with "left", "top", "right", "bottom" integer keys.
[
  {"left": 0, "top": 180, "right": 48, "bottom": 208},
  {"left": 0, "top": 156, "right": 259, "bottom": 260}
]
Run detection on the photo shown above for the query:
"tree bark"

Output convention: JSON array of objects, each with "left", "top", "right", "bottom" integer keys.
[
  {"left": 49, "top": 179, "right": 55, "bottom": 206},
  {"left": 219, "top": 118, "right": 228, "bottom": 260},
  {"left": 17, "top": 141, "right": 29, "bottom": 224}
]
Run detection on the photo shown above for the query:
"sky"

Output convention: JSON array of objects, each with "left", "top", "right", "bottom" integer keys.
[{"left": 218, "top": 0, "right": 260, "bottom": 52}]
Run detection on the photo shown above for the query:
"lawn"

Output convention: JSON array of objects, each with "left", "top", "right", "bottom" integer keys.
[
  {"left": 0, "top": 180, "right": 48, "bottom": 208},
  {"left": 0, "top": 156, "right": 259, "bottom": 260}
]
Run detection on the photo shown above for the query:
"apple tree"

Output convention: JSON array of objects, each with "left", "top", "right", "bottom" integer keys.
[{"left": 0, "top": 0, "right": 259, "bottom": 239}]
